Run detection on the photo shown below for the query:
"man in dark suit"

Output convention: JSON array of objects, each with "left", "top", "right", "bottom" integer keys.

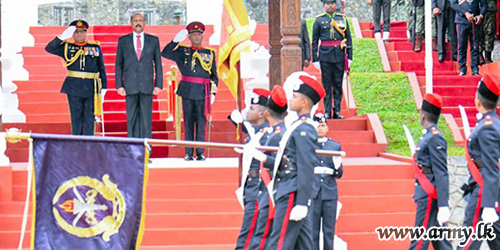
[
  {"left": 451, "top": 0, "right": 487, "bottom": 75},
  {"left": 115, "top": 13, "right": 163, "bottom": 139},
  {"left": 162, "top": 22, "right": 218, "bottom": 161},
  {"left": 45, "top": 20, "right": 107, "bottom": 135},
  {"left": 300, "top": 19, "right": 311, "bottom": 69},
  {"left": 432, "top": 0, "right": 458, "bottom": 62}
]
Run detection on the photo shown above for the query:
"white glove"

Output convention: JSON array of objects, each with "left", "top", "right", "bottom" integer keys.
[
  {"left": 482, "top": 207, "right": 499, "bottom": 223},
  {"left": 58, "top": 26, "right": 76, "bottom": 40},
  {"left": 313, "top": 62, "right": 321, "bottom": 70},
  {"left": 289, "top": 205, "right": 308, "bottom": 221},
  {"left": 233, "top": 147, "right": 244, "bottom": 154},
  {"left": 248, "top": 147, "right": 267, "bottom": 162},
  {"left": 211, "top": 93, "right": 216, "bottom": 105},
  {"left": 332, "top": 156, "right": 342, "bottom": 170},
  {"left": 173, "top": 29, "right": 188, "bottom": 43},
  {"left": 348, "top": 59, "right": 352, "bottom": 68},
  {"left": 437, "top": 207, "right": 450, "bottom": 225}
]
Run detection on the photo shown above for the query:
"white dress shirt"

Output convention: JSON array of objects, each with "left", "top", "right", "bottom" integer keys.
[{"left": 133, "top": 32, "right": 144, "bottom": 52}]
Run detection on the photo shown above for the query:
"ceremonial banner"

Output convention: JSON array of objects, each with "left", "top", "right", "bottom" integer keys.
[
  {"left": 29, "top": 135, "right": 148, "bottom": 250},
  {"left": 218, "top": 0, "right": 252, "bottom": 99}
]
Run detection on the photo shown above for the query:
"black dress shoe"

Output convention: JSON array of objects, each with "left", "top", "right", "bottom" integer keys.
[
  {"left": 438, "top": 55, "right": 445, "bottom": 62},
  {"left": 333, "top": 112, "right": 344, "bottom": 119},
  {"left": 196, "top": 154, "right": 206, "bottom": 161},
  {"left": 459, "top": 70, "right": 466, "bottom": 76},
  {"left": 452, "top": 55, "right": 457, "bottom": 62},
  {"left": 184, "top": 154, "right": 194, "bottom": 161},
  {"left": 472, "top": 70, "right": 480, "bottom": 76}
]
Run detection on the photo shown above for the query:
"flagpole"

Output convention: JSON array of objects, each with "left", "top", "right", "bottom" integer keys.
[{"left": 3, "top": 130, "right": 346, "bottom": 158}]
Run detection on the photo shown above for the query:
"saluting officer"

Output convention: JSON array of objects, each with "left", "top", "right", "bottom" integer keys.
[
  {"left": 409, "top": 93, "right": 452, "bottom": 250},
  {"left": 311, "top": 109, "right": 343, "bottom": 250},
  {"left": 162, "top": 21, "right": 218, "bottom": 161},
  {"left": 459, "top": 74, "right": 500, "bottom": 250},
  {"left": 265, "top": 74, "right": 326, "bottom": 250},
  {"left": 246, "top": 85, "right": 289, "bottom": 250},
  {"left": 233, "top": 88, "right": 271, "bottom": 250},
  {"left": 312, "top": 0, "right": 352, "bottom": 119},
  {"left": 45, "top": 20, "right": 107, "bottom": 135}
]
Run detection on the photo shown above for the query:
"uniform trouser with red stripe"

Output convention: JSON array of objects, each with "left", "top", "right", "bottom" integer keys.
[
  {"left": 409, "top": 196, "right": 452, "bottom": 250},
  {"left": 458, "top": 188, "right": 500, "bottom": 250},
  {"left": 264, "top": 192, "right": 313, "bottom": 250},
  {"left": 235, "top": 199, "right": 259, "bottom": 250},
  {"left": 311, "top": 197, "right": 338, "bottom": 250},
  {"left": 247, "top": 201, "right": 273, "bottom": 250}
]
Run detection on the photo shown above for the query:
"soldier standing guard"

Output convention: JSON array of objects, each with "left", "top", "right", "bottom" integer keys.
[
  {"left": 311, "top": 109, "right": 343, "bottom": 250},
  {"left": 409, "top": 93, "right": 452, "bottom": 250},
  {"left": 264, "top": 75, "right": 326, "bottom": 250},
  {"left": 162, "top": 21, "right": 218, "bottom": 161},
  {"left": 477, "top": 0, "right": 497, "bottom": 64},
  {"left": 233, "top": 88, "right": 271, "bottom": 250},
  {"left": 451, "top": 0, "right": 486, "bottom": 76},
  {"left": 312, "top": 0, "right": 353, "bottom": 120},
  {"left": 246, "top": 85, "right": 289, "bottom": 250},
  {"left": 45, "top": 20, "right": 107, "bottom": 135},
  {"left": 459, "top": 74, "right": 500, "bottom": 250}
]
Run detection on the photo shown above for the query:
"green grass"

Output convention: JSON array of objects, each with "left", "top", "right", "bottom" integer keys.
[{"left": 350, "top": 72, "right": 464, "bottom": 157}]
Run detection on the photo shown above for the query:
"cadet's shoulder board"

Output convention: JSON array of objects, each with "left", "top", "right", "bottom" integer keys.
[
  {"left": 274, "top": 126, "right": 282, "bottom": 135},
  {"left": 431, "top": 127, "right": 440, "bottom": 135},
  {"left": 301, "top": 116, "right": 308, "bottom": 122},
  {"left": 87, "top": 40, "right": 101, "bottom": 46},
  {"left": 485, "top": 115, "right": 493, "bottom": 125}
]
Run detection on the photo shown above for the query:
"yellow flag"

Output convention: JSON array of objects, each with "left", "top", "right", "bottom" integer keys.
[{"left": 218, "top": 0, "right": 252, "bottom": 100}]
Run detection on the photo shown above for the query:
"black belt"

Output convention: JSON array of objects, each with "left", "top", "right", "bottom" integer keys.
[
  {"left": 279, "top": 155, "right": 297, "bottom": 172},
  {"left": 418, "top": 164, "right": 433, "bottom": 173},
  {"left": 248, "top": 169, "right": 260, "bottom": 178}
]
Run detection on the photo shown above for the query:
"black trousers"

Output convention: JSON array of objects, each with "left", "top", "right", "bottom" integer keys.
[
  {"left": 265, "top": 192, "right": 313, "bottom": 250},
  {"left": 458, "top": 23, "right": 480, "bottom": 72},
  {"left": 408, "top": 196, "right": 452, "bottom": 250},
  {"left": 373, "top": 0, "right": 392, "bottom": 33},
  {"left": 67, "top": 95, "right": 94, "bottom": 135},
  {"left": 126, "top": 93, "right": 153, "bottom": 139},
  {"left": 182, "top": 98, "right": 205, "bottom": 156},
  {"left": 436, "top": 6, "right": 458, "bottom": 59},
  {"left": 458, "top": 187, "right": 500, "bottom": 250},
  {"left": 320, "top": 61, "right": 345, "bottom": 116},
  {"left": 311, "top": 198, "right": 338, "bottom": 250}
]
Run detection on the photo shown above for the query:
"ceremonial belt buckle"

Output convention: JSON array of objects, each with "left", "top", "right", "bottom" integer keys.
[
  {"left": 418, "top": 164, "right": 433, "bottom": 173},
  {"left": 67, "top": 70, "right": 99, "bottom": 80},
  {"left": 314, "top": 166, "right": 334, "bottom": 175}
]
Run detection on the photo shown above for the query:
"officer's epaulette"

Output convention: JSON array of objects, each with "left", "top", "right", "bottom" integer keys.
[
  {"left": 484, "top": 115, "right": 493, "bottom": 126},
  {"left": 300, "top": 116, "right": 308, "bottom": 122},
  {"left": 274, "top": 126, "right": 282, "bottom": 135},
  {"left": 431, "top": 127, "right": 440, "bottom": 135},
  {"left": 205, "top": 47, "right": 216, "bottom": 52},
  {"left": 64, "top": 40, "right": 101, "bottom": 46},
  {"left": 178, "top": 44, "right": 189, "bottom": 48}
]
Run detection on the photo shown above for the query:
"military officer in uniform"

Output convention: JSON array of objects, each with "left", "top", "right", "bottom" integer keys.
[
  {"left": 265, "top": 75, "right": 326, "bottom": 250},
  {"left": 45, "top": 20, "right": 107, "bottom": 136},
  {"left": 311, "top": 109, "right": 343, "bottom": 250},
  {"left": 312, "top": 0, "right": 353, "bottom": 119},
  {"left": 246, "top": 85, "right": 289, "bottom": 250},
  {"left": 477, "top": 0, "right": 497, "bottom": 64},
  {"left": 432, "top": 0, "right": 458, "bottom": 62},
  {"left": 162, "top": 21, "right": 218, "bottom": 161},
  {"left": 409, "top": 93, "right": 452, "bottom": 250},
  {"left": 233, "top": 88, "right": 271, "bottom": 250},
  {"left": 451, "top": 0, "right": 486, "bottom": 75},
  {"left": 459, "top": 74, "right": 500, "bottom": 250}
]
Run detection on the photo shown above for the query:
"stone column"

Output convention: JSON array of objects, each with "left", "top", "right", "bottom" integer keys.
[
  {"left": 280, "top": 0, "right": 302, "bottom": 83},
  {"left": 268, "top": 0, "right": 282, "bottom": 88}
]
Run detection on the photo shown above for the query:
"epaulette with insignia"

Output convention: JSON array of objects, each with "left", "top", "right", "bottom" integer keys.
[
  {"left": 431, "top": 127, "right": 440, "bottom": 135},
  {"left": 301, "top": 116, "right": 308, "bottom": 122},
  {"left": 485, "top": 115, "right": 493, "bottom": 125},
  {"left": 205, "top": 47, "right": 216, "bottom": 52},
  {"left": 178, "top": 44, "right": 189, "bottom": 48},
  {"left": 86, "top": 40, "right": 101, "bottom": 45},
  {"left": 275, "top": 126, "right": 282, "bottom": 134}
]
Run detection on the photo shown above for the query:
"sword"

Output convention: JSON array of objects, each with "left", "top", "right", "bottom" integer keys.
[
  {"left": 459, "top": 105, "right": 471, "bottom": 139},
  {"left": 403, "top": 124, "right": 416, "bottom": 155}
]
